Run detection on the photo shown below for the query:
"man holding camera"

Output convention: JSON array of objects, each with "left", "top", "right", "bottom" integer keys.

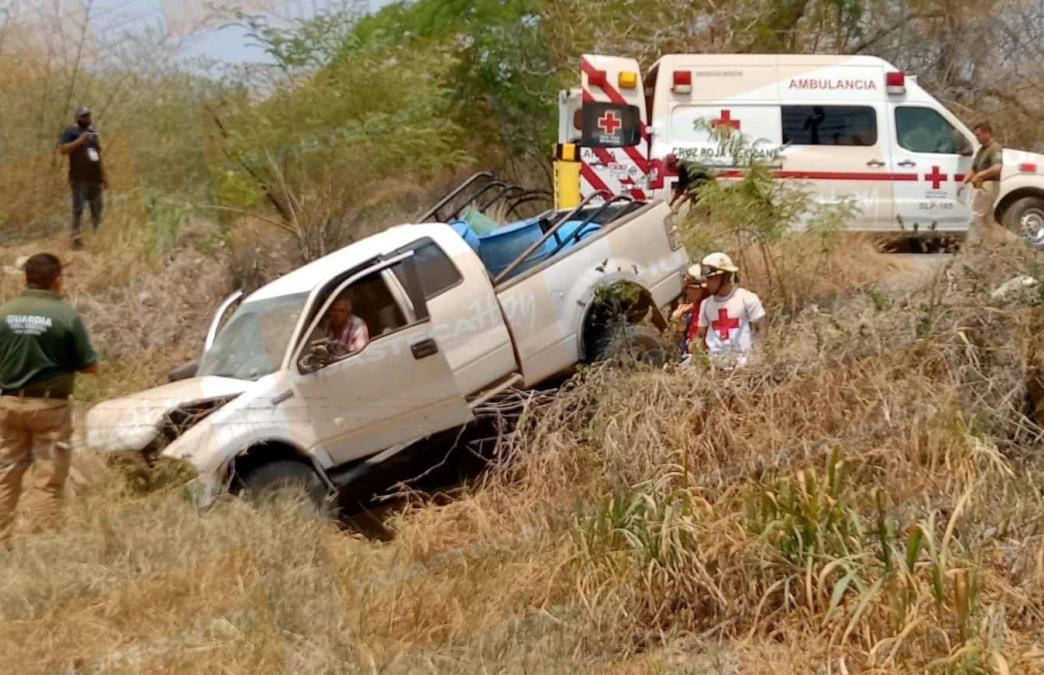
[{"left": 58, "top": 106, "right": 107, "bottom": 250}]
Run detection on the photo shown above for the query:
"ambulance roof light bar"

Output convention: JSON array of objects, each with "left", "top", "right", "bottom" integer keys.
[
  {"left": 672, "top": 70, "right": 692, "bottom": 94},
  {"left": 886, "top": 71, "right": 905, "bottom": 95}
]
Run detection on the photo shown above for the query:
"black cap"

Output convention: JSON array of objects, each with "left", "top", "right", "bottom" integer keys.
[{"left": 75, "top": 106, "right": 91, "bottom": 117}]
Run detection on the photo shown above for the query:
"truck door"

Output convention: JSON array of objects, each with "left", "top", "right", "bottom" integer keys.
[
  {"left": 204, "top": 290, "right": 244, "bottom": 352},
  {"left": 389, "top": 233, "right": 517, "bottom": 397},
  {"left": 289, "top": 255, "right": 472, "bottom": 466},
  {"left": 578, "top": 54, "right": 650, "bottom": 201},
  {"left": 889, "top": 104, "right": 975, "bottom": 233},
  {"left": 170, "top": 289, "right": 244, "bottom": 381}
]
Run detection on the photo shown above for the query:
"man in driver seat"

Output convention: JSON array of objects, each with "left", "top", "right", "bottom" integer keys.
[{"left": 327, "top": 294, "right": 369, "bottom": 357}]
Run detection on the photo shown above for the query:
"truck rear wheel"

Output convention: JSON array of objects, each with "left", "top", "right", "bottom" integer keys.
[
  {"left": 589, "top": 324, "right": 671, "bottom": 367},
  {"left": 235, "top": 460, "right": 330, "bottom": 513},
  {"left": 1002, "top": 196, "right": 1044, "bottom": 250}
]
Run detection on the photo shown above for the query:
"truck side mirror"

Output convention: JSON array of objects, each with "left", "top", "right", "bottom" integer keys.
[{"left": 168, "top": 361, "right": 198, "bottom": 382}]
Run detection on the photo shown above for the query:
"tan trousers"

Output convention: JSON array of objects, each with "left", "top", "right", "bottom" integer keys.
[
  {"left": 0, "top": 396, "right": 72, "bottom": 545},
  {"left": 969, "top": 181, "right": 1013, "bottom": 246}
]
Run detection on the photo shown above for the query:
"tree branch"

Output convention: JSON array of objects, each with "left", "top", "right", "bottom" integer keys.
[
  {"left": 202, "top": 103, "right": 292, "bottom": 221},
  {"left": 848, "top": 12, "right": 943, "bottom": 54},
  {"left": 953, "top": 80, "right": 1044, "bottom": 123}
]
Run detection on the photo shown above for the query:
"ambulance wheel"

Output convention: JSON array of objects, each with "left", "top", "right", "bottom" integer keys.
[
  {"left": 235, "top": 460, "right": 331, "bottom": 513},
  {"left": 1003, "top": 196, "right": 1044, "bottom": 250},
  {"left": 589, "top": 324, "right": 671, "bottom": 367}
]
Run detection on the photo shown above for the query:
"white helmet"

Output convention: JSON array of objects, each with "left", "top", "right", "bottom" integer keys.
[
  {"left": 700, "top": 252, "right": 738, "bottom": 276},
  {"left": 686, "top": 263, "right": 703, "bottom": 280}
]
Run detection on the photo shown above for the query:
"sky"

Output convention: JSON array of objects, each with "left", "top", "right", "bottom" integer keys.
[{"left": 84, "top": 0, "right": 384, "bottom": 65}]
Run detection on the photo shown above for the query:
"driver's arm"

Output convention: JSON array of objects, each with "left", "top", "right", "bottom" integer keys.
[
  {"left": 350, "top": 320, "right": 370, "bottom": 352},
  {"left": 318, "top": 327, "right": 346, "bottom": 357}
]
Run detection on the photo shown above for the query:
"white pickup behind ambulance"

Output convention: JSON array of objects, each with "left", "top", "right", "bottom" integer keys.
[
  {"left": 85, "top": 180, "right": 687, "bottom": 506},
  {"left": 560, "top": 53, "right": 1044, "bottom": 244}
]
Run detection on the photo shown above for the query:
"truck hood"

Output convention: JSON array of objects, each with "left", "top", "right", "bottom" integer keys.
[{"left": 86, "top": 376, "right": 251, "bottom": 453}]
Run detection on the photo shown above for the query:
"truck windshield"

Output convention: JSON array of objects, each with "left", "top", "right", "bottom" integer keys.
[{"left": 197, "top": 293, "right": 308, "bottom": 381}]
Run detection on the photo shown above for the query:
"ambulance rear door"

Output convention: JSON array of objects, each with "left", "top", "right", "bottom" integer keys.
[
  {"left": 558, "top": 88, "right": 583, "bottom": 144},
  {"left": 578, "top": 54, "right": 650, "bottom": 201}
]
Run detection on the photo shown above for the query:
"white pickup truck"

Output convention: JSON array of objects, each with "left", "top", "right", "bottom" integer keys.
[{"left": 86, "top": 176, "right": 688, "bottom": 506}]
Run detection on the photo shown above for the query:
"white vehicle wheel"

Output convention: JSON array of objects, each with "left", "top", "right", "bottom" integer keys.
[
  {"left": 1004, "top": 196, "right": 1044, "bottom": 250},
  {"left": 590, "top": 324, "right": 671, "bottom": 367},
  {"left": 236, "top": 460, "right": 330, "bottom": 513}
]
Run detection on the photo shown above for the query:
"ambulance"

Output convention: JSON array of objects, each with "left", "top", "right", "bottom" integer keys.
[{"left": 557, "top": 53, "right": 1044, "bottom": 245}]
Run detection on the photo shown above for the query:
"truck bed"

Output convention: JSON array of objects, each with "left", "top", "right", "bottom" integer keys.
[
  {"left": 447, "top": 203, "right": 643, "bottom": 285},
  {"left": 463, "top": 200, "right": 687, "bottom": 386}
]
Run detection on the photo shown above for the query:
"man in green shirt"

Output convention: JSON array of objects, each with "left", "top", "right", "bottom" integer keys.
[
  {"left": 962, "top": 121, "right": 1012, "bottom": 246},
  {"left": 0, "top": 253, "right": 97, "bottom": 545}
]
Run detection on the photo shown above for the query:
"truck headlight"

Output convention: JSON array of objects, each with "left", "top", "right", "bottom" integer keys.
[
  {"left": 664, "top": 214, "right": 684, "bottom": 250},
  {"left": 150, "top": 397, "right": 237, "bottom": 457}
]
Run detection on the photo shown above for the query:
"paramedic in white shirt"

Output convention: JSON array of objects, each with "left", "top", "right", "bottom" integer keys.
[{"left": 691, "top": 252, "right": 767, "bottom": 368}]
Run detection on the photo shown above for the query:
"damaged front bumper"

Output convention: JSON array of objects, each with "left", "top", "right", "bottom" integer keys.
[
  {"left": 86, "top": 378, "right": 250, "bottom": 506},
  {"left": 102, "top": 439, "right": 232, "bottom": 509}
]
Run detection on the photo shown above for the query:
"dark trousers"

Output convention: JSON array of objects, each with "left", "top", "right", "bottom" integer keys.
[{"left": 70, "top": 180, "right": 103, "bottom": 240}]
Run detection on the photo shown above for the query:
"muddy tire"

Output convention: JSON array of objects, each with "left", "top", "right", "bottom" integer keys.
[
  {"left": 1002, "top": 196, "right": 1044, "bottom": 250},
  {"left": 236, "top": 460, "right": 330, "bottom": 513},
  {"left": 589, "top": 324, "right": 671, "bottom": 367}
]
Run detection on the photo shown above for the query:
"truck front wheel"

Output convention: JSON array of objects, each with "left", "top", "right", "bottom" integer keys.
[
  {"left": 234, "top": 460, "right": 330, "bottom": 513},
  {"left": 1002, "top": 196, "right": 1044, "bottom": 250},
  {"left": 588, "top": 324, "right": 671, "bottom": 367}
]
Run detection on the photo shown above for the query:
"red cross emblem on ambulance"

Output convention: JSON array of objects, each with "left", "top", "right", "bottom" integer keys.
[
  {"left": 711, "top": 308, "right": 740, "bottom": 341},
  {"left": 923, "top": 165, "right": 948, "bottom": 190},
  {"left": 712, "top": 110, "right": 741, "bottom": 135},
  {"left": 597, "top": 111, "right": 622, "bottom": 135}
]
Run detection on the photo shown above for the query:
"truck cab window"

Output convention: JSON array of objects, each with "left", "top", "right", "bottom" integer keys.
[
  {"left": 895, "top": 107, "right": 971, "bottom": 154},
  {"left": 390, "top": 239, "right": 462, "bottom": 320},
  {"left": 304, "top": 271, "right": 407, "bottom": 366},
  {"left": 782, "top": 105, "right": 877, "bottom": 146}
]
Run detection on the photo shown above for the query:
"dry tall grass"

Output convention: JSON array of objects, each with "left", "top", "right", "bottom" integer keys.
[
  {"left": 0, "top": 205, "right": 232, "bottom": 403},
  {"left": 1, "top": 239, "right": 1042, "bottom": 673}
]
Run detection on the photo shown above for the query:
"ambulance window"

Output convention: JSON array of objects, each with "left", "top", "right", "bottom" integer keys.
[
  {"left": 781, "top": 105, "right": 877, "bottom": 146},
  {"left": 895, "top": 107, "right": 971, "bottom": 154},
  {"left": 581, "top": 102, "right": 642, "bottom": 148}
]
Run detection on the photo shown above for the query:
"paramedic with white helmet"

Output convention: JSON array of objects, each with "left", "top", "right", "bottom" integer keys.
[{"left": 691, "top": 252, "right": 767, "bottom": 368}]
